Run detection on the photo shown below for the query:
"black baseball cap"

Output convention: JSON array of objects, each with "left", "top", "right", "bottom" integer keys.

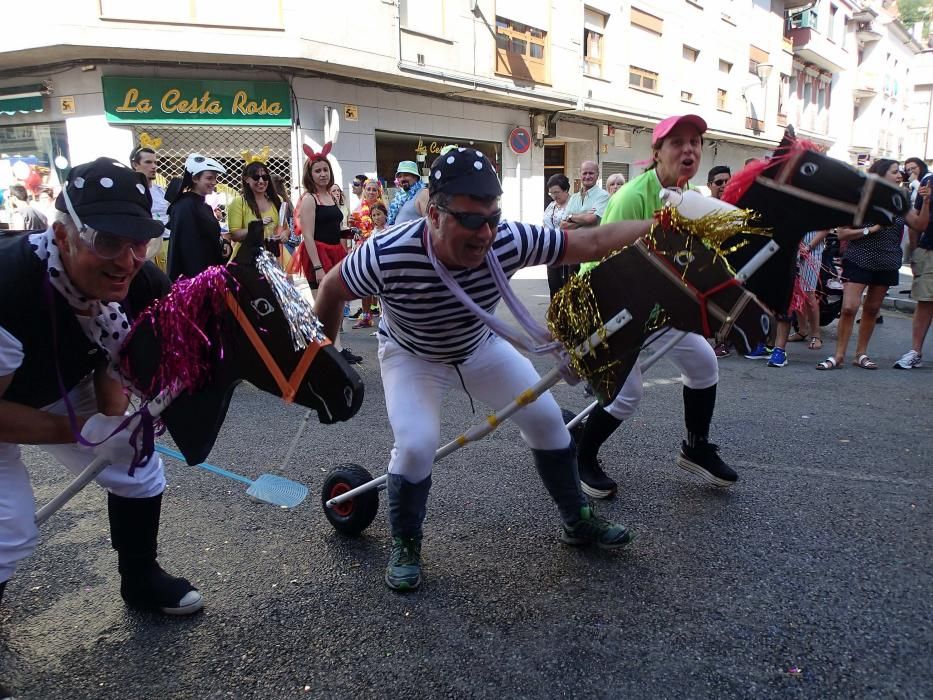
[
  {"left": 427, "top": 148, "right": 502, "bottom": 199},
  {"left": 56, "top": 157, "right": 164, "bottom": 240}
]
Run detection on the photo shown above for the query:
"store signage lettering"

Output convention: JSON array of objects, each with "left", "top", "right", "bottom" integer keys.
[
  {"left": 416, "top": 139, "right": 455, "bottom": 156},
  {"left": 102, "top": 77, "right": 291, "bottom": 126}
]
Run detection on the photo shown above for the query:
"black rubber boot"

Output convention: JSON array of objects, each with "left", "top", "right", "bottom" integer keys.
[
  {"left": 530, "top": 441, "right": 588, "bottom": 524},
  {"left": 385, "top": 475, "right": 431, "bottom": 591},
  {"left": 108, "top": 492, "right": 203, "bottom": 615},
  {"left": 683, "top": 384, "right": 717, "bottom": 447},
  {"left": 0, "top": 580, "right": 5, "bottom": 610},
  {"left": 387, "top": 474, "right": 432, "bottom": 539},
  {"left": 576, "top": 406, "right": 623, "bottom": 499}
]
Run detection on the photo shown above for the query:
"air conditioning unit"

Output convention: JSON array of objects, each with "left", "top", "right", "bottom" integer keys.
[{"left": 786, "top": 9, "right": 817, "bottom": 31}]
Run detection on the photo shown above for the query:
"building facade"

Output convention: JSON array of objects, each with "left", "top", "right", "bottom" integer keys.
[{"left": 0, "top": 0, "right": 923, "bottom": 225}]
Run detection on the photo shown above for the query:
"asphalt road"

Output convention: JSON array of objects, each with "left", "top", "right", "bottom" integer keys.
[{"left": 2, "top": 270, "right": 931, "bottom": 699}]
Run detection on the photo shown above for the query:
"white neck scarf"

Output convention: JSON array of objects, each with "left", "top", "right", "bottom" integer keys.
[{"left": 29, "top": 227, "right": 131, "bottom": 371}]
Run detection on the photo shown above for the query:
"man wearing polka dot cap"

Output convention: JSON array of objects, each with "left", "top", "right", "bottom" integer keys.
[
  {"left": 0, "top": 157, "right": 202, "bottom": 648},
  {"left": 315, "top": 148, "right": 656, "bottom": 592}
]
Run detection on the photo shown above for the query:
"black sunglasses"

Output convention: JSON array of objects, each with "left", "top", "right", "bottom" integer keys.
[
  {"left": 250, "top": 174, "right": 271, "bottom": 182},
  {"left": 712, "top": 179, "right": 730, "bottom": 187},
  {"left": 437, "top": 206, "right": 502, "bottom": 230}
]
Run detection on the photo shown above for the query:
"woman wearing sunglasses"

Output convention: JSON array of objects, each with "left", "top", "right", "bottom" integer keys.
[
  {"left": 227, "top": 161, "right": 289, "bottom": 265},
  {"left": 166, "top": 153, "right": 227, "bottom": 281}
]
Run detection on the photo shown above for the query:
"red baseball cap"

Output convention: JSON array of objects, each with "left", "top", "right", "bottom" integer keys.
[{"left": 652, "top": 114, "right": 707, "bottom": 147}]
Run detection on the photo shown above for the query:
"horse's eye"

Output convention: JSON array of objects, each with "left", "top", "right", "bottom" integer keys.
[
  {"left": 892, "top": 193, "right": 904, "bottom": 210},
  {"left": 800, "top": 162, "right": 818, "bottom": 176}
]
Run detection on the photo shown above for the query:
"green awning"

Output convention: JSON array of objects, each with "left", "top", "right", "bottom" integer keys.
[{"left": 0, "top": 95, "right": 43, "bottom": 115}]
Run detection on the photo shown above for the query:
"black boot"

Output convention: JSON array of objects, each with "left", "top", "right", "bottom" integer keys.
[
  {"left": 531, "top": 443, "right": 634, "bottom": 548},
  {"left": 0, "top": 580, "right": 5, "bottom": 609},
  {"left": 678, "top": 385, "right": 737, "bottom": 486},
  {"left": 576, "top": 406, "right": 622, "bottom": 499},
  {"left": 385, "top": 474, "right": 431, "bottom": 591},
  {"left": 108, "top": 492, "right": 203, "bottom": 615}
]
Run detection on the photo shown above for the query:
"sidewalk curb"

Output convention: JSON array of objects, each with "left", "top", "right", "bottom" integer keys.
[{"left": 881, "top": 295, "right": 916, "bottom": 314}]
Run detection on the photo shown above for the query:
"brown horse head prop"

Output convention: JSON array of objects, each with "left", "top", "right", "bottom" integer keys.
[
  {"left": 549, "top": 212, "right": 772, "bottom": 405},
  {"left": 121, "top": 222, "right": 364, "bottom": 465},
  {"left": 723, "top": 133, "right": 909, "bottom": 313}
]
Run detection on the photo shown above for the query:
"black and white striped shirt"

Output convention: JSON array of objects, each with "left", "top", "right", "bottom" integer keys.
[{"left": 341, "top": 218, "right": 566, "bottom": 362}]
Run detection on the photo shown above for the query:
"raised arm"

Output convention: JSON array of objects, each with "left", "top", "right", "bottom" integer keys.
[{"left": 560, "top": 219, "right": 654, "bottom": 265}]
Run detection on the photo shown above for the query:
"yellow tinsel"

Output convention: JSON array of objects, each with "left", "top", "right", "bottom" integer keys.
[{"left": 546, "top": 206, "right": 772, "bottom": 398}]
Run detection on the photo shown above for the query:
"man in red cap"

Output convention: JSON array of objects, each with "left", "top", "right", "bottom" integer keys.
[
  {"left": 574, "top": 114, "right": 738, "bottom": 500},
  {"left": 314, "top": 147, "right": 657, "bottom": 592}
]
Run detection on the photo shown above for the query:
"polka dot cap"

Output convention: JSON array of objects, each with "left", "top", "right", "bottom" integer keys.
[{"left": 427, "top": 147, "right": 502, "bottom": 198}]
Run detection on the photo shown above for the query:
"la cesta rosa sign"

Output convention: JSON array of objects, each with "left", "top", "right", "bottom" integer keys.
[{"left": 102, "top": 77, "right": 292, "bottom": 126}]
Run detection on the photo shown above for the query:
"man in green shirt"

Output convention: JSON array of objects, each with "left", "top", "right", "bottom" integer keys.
[{"left": 573, "top": 114, "right": 738, "bottom": 499}]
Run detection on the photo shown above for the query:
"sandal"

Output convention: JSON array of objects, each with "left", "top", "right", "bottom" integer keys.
[
  {"left": 815, "top": 357, "right": 843, "bottom": 370},
  {"left": 788, "top": 332, "right": 808, "bottom": 343},
  {"left": 808, "top": 337, "right": 823, "bottom": 350},
  {"left": 853, "top": 354, "right": 878, "bottom": 370}
]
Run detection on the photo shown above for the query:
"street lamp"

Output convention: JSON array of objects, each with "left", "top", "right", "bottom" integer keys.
[{"left": 756, "top": 63, "right": 773, "bottom": 131}]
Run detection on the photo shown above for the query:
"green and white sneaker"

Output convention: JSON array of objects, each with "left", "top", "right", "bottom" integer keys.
[
  {"left": 560, "top": 506, "right": 635, "bottom": 550},
  {"left": 385, "top": 536, "right": 422, "bottom": 591}
]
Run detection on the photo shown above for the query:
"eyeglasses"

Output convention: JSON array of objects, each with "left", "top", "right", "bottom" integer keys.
[
  {"left": 60, "top": 181, "right": 161, "bottom": 261},
  {"left": 80, "top": 226, "right": 162, "bottom": 262},
  {"left": 437, "top": 206, "right": 502, "bottom": 231},
  {"left": 250, "top": 174, "right": 271, "bottom": 182},
  {"left": 712, "top": 179, "right": 730, "bottom": 187}
]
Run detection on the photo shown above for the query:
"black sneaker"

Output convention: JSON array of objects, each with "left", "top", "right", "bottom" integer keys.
[
  {"left": 385, "top": 536, "right": 422, "bottom": 591},
  {"left": 577, "top": 455, "right": 617, "bottom": 499},
  {"left": 340, "top": 347, "right": 363, "bottom": 364},
  {"left": 676, "top": 441, "right": 737, "bottom": 487},
  {"left": 560, "top": 505, "right": 635, "bottom": 549}
]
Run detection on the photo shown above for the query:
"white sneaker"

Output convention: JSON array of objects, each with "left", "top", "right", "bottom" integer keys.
[{"left": 893, "top": 350, "right": 922, "bottom": 369}]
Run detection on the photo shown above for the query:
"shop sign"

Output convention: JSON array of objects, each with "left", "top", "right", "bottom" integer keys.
[{"left": 102, "top": 77, "right": 291, "bottom": 126}]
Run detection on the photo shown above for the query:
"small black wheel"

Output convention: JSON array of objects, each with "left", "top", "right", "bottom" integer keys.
[
  {"left": 321, "top": 463, "right": 379, "bottom": 535},
  {"left": 562, "top": 408, "right": 585, "bottom": 445}
]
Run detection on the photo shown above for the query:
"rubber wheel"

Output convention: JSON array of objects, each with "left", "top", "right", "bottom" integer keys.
[
  {"left": 321, "top": 463, "right": 379, "bottom": 535},
  {"left": 562, "top": 408, "right": 585, "bottom": 445}
]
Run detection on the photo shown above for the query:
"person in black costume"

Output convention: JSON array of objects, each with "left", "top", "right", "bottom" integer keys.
[{"left": 166, "top": 152, "right": 227, "bottom": 281}]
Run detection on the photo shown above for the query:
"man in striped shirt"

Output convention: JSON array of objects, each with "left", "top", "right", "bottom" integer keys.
[{"left": 314, "top": 148, "right": 653, "bottom": 592}]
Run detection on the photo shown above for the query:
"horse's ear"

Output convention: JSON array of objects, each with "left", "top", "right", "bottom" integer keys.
[{"left": 232, "top": 220, "right": 265, "bottom": 265}]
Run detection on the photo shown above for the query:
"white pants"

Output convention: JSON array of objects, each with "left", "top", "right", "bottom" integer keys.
[
  {"left": 379, "top": 335, "right": 570, "bottom": 483},
  {"left": 605, "top": 331, "right": 718, "bottom": 421},
  {"left": 0, "top": 377, "right": 166, "bottom": 583}
]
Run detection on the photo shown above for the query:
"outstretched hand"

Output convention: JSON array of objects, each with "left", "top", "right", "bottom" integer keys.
[{"left": 80, "top": 413, "right": 151, "bottom": 467}]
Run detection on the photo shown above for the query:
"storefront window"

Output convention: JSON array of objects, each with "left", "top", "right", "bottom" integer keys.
[
  {"left": 0, "top": 122, "right": 69, "bottom": 228},
  {"left": 374, "top": 130, "right": 501, "bottom": 200}
]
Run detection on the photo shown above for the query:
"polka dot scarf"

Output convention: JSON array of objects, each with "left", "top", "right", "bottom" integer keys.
[{"left": 29, "top": 227, "right": 131, "bottom": 370}]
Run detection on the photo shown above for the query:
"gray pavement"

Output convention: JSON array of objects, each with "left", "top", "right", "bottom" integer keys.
[{"left": 2, "top": 269, "right": 931, "bottom": 699}]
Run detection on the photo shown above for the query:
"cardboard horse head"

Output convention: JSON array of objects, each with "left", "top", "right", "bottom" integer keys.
[
  {"left": 121, "top": 222, "right": 364, "bottom": 464},
  {"left": 550, "top": 134, "right": 909, "bottom": 405},
  {"left": 723, "top": 134, "right": 909, "bottom": 313},
  {"left": 550, "top": 210, "right": 773, "bottom": 404}
]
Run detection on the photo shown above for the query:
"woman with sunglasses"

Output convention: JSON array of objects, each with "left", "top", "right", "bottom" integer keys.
[
  {"left": 227, "top": 161, "right": 288, "bottom": 265},
  {"left": 166, "top": 153, "right": 227, "bottom": 282}
]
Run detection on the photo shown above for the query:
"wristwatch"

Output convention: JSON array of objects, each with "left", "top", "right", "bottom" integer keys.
[{"left": 862, "top": 226, "right": 870, "bottom": 237}]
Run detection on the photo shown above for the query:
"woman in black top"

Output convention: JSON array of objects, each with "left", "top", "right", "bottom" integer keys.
[
  {"left": 166, "top": 153, "right": 227, "bottom": 281},
  {"left": 817, "top": 159, "right": 930, "bottom": 370}
]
